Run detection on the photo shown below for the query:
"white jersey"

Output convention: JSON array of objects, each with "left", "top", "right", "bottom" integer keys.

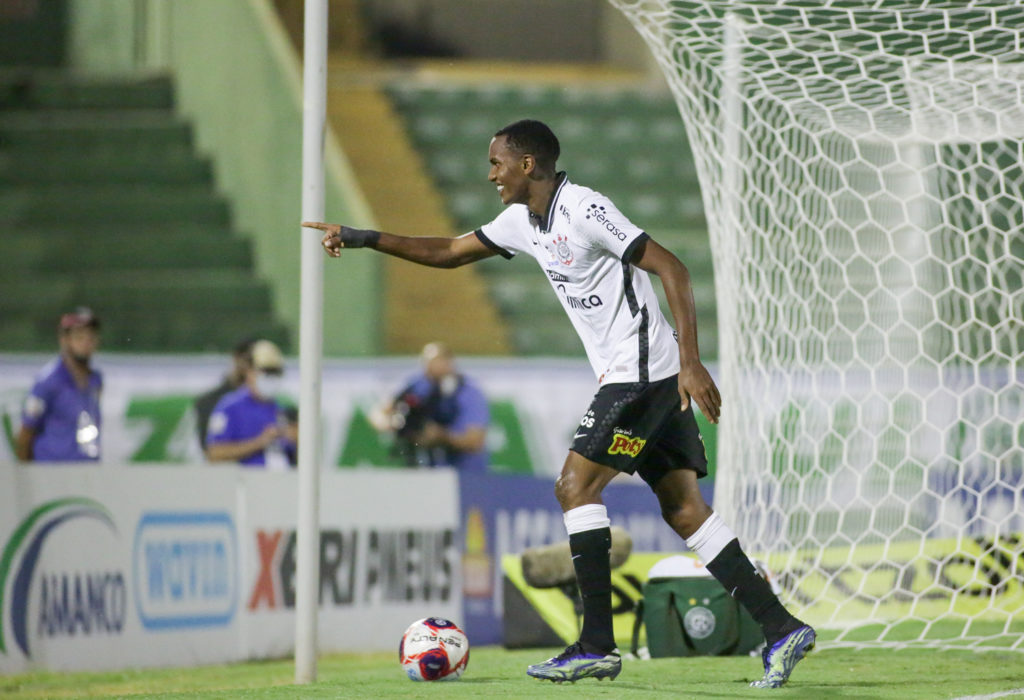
[{"left": 472, "top": 173, "right": 680, "bottom": 385}]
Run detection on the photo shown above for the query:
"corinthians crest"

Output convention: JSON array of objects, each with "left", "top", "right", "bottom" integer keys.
[{"left": 554, "top": 233, "right": 573, "bottom": 265}]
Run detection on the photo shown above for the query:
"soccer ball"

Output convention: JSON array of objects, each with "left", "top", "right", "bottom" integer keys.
[{"left": 398, "top": 617, "right": 470, "bottom": 681}]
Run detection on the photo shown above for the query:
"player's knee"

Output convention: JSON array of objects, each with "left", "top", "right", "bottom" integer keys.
[
  {"left": 554, "top": 471, "right": 599, "bottom": 510},
  {"left": 553, "top": 473, "right": 576, "bottom": 510},
  {"left": 660, "top": 499, "right": 711, "bottom": 537}
]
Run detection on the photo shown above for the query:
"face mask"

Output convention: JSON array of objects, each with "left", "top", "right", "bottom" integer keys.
[
  {"left": 439, "top": 374, "right": 458, "bottom": 396},
  {"left": 254, "top": 371, "right": 284, "bottom": 399}
]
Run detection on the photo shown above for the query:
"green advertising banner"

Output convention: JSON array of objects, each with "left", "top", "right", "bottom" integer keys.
[{"left": 0, "top": 355, "right": 719, "bottom": 476}]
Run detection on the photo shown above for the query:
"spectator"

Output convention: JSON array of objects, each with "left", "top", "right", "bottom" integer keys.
[
  {"left": 371, "top": 341, "right": 490, "bottom": 472},
  {"left": 193, "top": 337, "right": 255, "bottom": 451},
  {"left": 16, "top": 307, "right": 103, "bottom": 463},
  {"left": 205, "top": 339, "right": 297, "bottom": 469}
]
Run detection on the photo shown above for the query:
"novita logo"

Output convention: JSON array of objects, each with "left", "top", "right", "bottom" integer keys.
[
  {"left": 586, "top": 203, "right": 627, "bottom": 241},
  {"left": 133, "top": 511, "right": 238, "bottom": 630}
]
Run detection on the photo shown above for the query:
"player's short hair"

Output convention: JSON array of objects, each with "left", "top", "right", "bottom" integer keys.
[{"left": 494, "top": 120, "right": 560, "bottom": 170}]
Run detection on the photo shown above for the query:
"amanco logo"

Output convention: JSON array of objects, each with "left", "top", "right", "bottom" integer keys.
[
  {"left": 608, "top": 433, "right": 647, "bottom": 457},
  {"left": 0, "top": 498, "right": 125, "bottom": 659}
]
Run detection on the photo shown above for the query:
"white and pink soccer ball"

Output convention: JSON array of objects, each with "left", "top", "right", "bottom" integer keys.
[{"left": 399, "top": 617, "right": 470, "bottom": 681}]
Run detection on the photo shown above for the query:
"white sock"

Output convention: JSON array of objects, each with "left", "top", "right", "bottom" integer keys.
[
  {"left": 563, "top": 504, "right": 610, "bottom": 535},
  {"left": 685, "top": 511, "right": 737, "bottom": 564}
]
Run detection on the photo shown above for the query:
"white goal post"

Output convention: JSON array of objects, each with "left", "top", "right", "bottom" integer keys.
[{"left": 611, "top": 0, "right": 1024, "bottom": 650}]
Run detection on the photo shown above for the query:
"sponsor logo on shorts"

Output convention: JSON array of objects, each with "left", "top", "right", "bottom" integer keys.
[{"left": 608, "top": 433, "right": 646, "bottom": 457}]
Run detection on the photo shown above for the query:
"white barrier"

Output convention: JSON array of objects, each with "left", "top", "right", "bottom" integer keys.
[{"left": 0, "top": 464, "right": 459, "bottom": 672}]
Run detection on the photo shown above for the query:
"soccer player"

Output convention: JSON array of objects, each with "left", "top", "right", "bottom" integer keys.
[
  {"left": 305, "top": 119, "right": 815, "bottom": 688},
  {"left": 16, "top": 307, "right": 103, "bottom": 463}
]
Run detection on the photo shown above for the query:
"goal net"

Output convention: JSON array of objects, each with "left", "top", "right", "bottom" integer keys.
[{"left": 611, "top": 0, "right": 1024, "bottom": 650}]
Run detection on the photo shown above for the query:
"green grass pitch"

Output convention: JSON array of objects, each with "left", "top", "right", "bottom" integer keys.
[{"left": 2, "top": 645, "right": 1023, "bottom": 699}]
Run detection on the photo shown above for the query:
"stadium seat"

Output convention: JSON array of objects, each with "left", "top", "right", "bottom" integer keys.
[{"left": 0, "top": 73, "right": 290, "bottom": 353}]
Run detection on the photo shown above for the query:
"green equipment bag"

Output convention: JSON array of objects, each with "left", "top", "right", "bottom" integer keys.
[{"left": 631, "top": 575, "right": 763, "bottom": 657}]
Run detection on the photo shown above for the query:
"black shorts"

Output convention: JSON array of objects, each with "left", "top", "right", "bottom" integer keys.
[{"left": 570, "top": 374, "right": 709, "bottom": 486}]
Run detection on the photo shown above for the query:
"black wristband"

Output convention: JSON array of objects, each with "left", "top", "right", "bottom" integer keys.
[{"left": 340, "top": 226, "right": 380, "bottom": 249}]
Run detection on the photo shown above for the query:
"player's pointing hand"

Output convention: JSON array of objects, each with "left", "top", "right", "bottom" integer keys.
[
  {"left": 303, "top": 221, "right": 343, "bottom": 258},
  {"left": 305, "top": 221, "right": 381, "bottom": 258}
]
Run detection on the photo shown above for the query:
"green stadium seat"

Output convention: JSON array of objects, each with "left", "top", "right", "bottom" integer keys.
[
  {"left": 0, "top": 74, "right": 291, "bottom": 353},
  {"left": 0, "top": 73, "right": 175, "bottom": 110}
]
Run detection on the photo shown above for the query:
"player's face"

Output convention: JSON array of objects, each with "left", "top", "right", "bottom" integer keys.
[{"left": 488, "top": 135, "right": 529, "bottom": 206}]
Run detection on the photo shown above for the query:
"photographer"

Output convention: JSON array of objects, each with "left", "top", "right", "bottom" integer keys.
[{"left": 372, "top": 342, "right": 489, "bottom": 472}]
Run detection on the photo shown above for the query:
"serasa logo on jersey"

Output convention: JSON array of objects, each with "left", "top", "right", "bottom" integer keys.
[
  {"left": 586, "top": 204, "right": 627, "bottom": 241},
  {"left": 608, "top": 433, "right": 647, "bottom": 457}
]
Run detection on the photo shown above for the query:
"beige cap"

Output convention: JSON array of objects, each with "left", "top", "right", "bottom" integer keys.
[
  {"left": 421, "top": 341, "right": 452, "bottom": 363},
  {"left": 250, "top": 339, "right": 284, "bottom": 371}
]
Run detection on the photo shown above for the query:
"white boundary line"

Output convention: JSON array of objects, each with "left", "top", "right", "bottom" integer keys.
[{"left": 952, "top": 689, "right": 1024, "bottom": 700}]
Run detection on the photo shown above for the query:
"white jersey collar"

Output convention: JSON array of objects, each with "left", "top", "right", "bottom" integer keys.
[{"left": 529, "top": 171, "right": 569, "bottom": 233}]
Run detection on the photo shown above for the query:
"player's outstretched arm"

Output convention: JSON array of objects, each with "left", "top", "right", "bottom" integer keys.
[
  {"left": 304, "top": 221, "right": 495, "bottom": 269},
  {"left": 633, "top": 238, "right": 722, "bottom": 423}
]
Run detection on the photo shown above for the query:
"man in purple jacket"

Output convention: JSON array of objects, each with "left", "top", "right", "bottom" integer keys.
[
  {"left": 16, "top": 308, "right": 103, "bottom": 463},
  {"left": 205, "top": 339, "right": 297, "bottom": 468}
]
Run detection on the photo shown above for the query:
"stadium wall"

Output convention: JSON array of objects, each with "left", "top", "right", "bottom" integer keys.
[
  {"left": 0, "top": 466, "right": 459, "bottom": 672},
  {"left": 0, "top": 354, "right": 720, "bottom": 664},
  {"left": 65, "top": 0, "right": 380, "bottom": 356}
]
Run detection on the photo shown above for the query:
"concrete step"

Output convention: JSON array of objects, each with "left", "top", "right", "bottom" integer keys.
[
  {"left": 0, "top": 73, "right": 174, "bottom": 110},
  {"left": 0, "top": 184, "right": 231, "bottom": 225}
]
